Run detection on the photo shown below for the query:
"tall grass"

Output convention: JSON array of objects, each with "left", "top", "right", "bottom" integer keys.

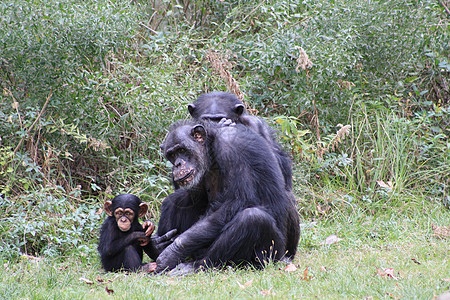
[{"left": 356, "top": 111, "right": 448, "bottom": 201}]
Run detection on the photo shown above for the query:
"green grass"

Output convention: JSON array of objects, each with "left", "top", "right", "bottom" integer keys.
[{"left": 1, "top": 202, "right": 448, "bottom": 299}]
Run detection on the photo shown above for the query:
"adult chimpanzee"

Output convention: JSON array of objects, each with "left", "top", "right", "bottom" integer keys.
[
  {"left": 188, "top": 91, "right": 293, "bottom": 191},
  {"left": 156, "top": 120, "right": 300, "bottom": 274},
  {"left": 156, "top": 92, "right": 294, "bottom": 247},
  {"left": 98, "top": 194, "right": 176, "bottom": 272}
]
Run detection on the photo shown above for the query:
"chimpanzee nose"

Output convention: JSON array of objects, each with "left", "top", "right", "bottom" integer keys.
[{"left": 174, "top": 159, "right": 183, "bottom": 167}]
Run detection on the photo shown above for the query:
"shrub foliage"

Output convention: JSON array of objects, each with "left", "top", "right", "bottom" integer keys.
[{"left": 0, "top": 0, "right": 448, "bottom": 259}]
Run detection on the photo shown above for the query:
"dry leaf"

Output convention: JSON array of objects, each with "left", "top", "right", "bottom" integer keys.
[
  {"left": 337, "top": 79, "right": 356, "bottom": 90},
  {"left": 284, "top": 263, "right": 297, "bottom": 272},
  {"left": 376, "top": 268, "right": 384, "bottom": 277},
  {"left": 206, "top": 50, "right": 245, "bottom": 102},
  {"left": 320, "top": 266, "right": 329, "bottom": 272},
  {"left": 437, "top": 291, "right": 450, "bottom": 300},
  {"left": 96, "top": 277, "right": 112, "bottom": 284},
  {"left": 105, "top": 286, "right": 114, "bottom": 295},
  {"left": 320, "top": 234, "right": 343, "bottom": 245},
  {"left": 443, "top": 278, "right": 450, "bottom": 282},
  {"left": 376, "top": 268, "right": 399, "bottom": 280},
  {"left": 301, "top": 267, "right": 313, "bottom": 281},
  {"left": 317, "top": 204, "right": 331, "bottom": 214},
  {"left": 384, "top": 268, "right": 399, "bottom": 280},
  {"left": 411, "top": 258, "right": 421, "bottom": 265},
  {"left": 295, "top": 46, "right": 313, "bottom": 72},
  {"left": 21, "top": 254, "right": 43, "bottom": 263},
  {"left": 385, "top": 292, "right": 395, "bottom": 298},
  {"left": 79, "top": 277, "right": 94, "bottom": 285},
  {"left": 377, "top": 180, "right": 393, "bottom": 192},
  {"left": 260, "top": 288, "right": 275, "bottom": 296},
  {"left": 432, "top": 224, "right": 450, "bottom": 239},
  {"left": 237, "top": 280, "right": 253, "bottom": 289}
]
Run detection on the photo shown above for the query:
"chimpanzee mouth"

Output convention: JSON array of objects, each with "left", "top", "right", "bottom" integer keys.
[{"left": 175, "top": 170, "right": 195, "bottom": 186}]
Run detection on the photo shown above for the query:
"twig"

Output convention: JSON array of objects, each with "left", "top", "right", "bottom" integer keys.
[
  {"left": 262, "top": 17, "right": 310, "bottom": 42},
  {"left": 4, "top": 88, "right": 23, "bottom": 129},
  {"left": 228, "top": 1, "right": 266, "bottom": 35},
  {"left": 440, "top": 0, "right": 450, "bottom": 16},
  {"left": 12, "top": 91, "right": 52, "bottom": 156},
  {"left": 140, "top": 22, "right": 157, "bottom": 35}
]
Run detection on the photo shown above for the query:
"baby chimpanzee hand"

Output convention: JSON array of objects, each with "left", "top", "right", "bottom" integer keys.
[{"left": 142, "top": 220, "right": 155, "bottom": 236}]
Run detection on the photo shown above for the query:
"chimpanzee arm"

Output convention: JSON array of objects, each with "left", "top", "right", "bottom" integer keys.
[
  {"left": 239, "top": 115, "right": 273, "bottom": 142},
  {"left": 142, "top": 229, "right": 178, "bottom": 260},
  {"left": 157, "top": 189, "right": 206, "bottom": 236},
  {"left": 156, "top": 211, "right": 226, "bottom": 272},
  {"left": 98, "top": 220, "right": 147, "bottom": 257}
]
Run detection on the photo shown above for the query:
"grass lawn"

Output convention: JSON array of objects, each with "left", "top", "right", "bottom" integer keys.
[{"left": 1, "top": 201, "right": 448, "bottom": 299}]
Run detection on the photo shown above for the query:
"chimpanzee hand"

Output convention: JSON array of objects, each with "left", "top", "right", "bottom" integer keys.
[
  {"left": 141, "top": 228, "right": 177, "bottom": 260},
  {"left": 129, "top": 231, "right": 149, "bottom": 247},
  {"left": 218, "top": 118, "right": 235, "bottom": 127},
  {"left": 142, "top": 220, "right": 155, "bottom": 237},
  {"left": 155, "top": 237, "right": 184, "bottom": 272},
  {"left": 151, "top": 229, "right": 177, "bottom": 253},
  {"left": 136, "top": 237, "right": 147, "bottom": 246},
  {"left": 136, "top": 220, "right": 155, "bottom": 246},
  {"left": 138, "top": 220, "right": 156, "bottom": 246}
]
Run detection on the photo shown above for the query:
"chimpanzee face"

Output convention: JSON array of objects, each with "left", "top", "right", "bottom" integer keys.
[
  {"left": 113, "top": 207, "right": 135, "bottom": 232},
  {"left": 161, "top": 123, "right": 208, "bottom": 189},
  {"left": 188, "top": 92, "right": 245, "bottom": 122},
  {"left": 104, "top": 194, "right": 148, "bottom": 232}
]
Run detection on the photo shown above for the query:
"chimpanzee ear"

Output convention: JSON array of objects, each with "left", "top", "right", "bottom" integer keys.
[
  {"left": 104, "top": 201, "right": 113, "bottom": 217},
  {"left": 191, "top": 124, "right": 206, "bottom": 143},
  {"left": 234, "top": 104, "right": 245, "bottom": 116},
  {"left": 187, "top": 104, "right": 196, "bottom": 117},
  {"left": 138, "top": 203, "right": 148, "bottom": 219}
]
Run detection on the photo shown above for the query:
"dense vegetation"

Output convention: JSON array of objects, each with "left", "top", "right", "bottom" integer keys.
[{"left": 0, "top": 0, "right": 448, "bottom": 298}]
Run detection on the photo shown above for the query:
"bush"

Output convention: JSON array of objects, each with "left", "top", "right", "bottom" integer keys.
[
  {"left": 212, "top": 0, "right": 448, "bottom": 127},
  {"left": 0, "top": 0, "right": 448, "bottom": 260},
  {"left": 0, "top": 192, "right": 100, "bottom": 261}
]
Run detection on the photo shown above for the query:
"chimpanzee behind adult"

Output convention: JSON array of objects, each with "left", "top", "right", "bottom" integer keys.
[
  {"left": 98, "top": 194, "right": 176, "bottom": 272},
  {"left": 156, "top": 92, "right": 294, "bottom": 248},
  {"left": 156, "top": 120, "right": 300, "bottom": 274},
  {"left": 188, "top": 91, "right": 293, "bottom": 191}
]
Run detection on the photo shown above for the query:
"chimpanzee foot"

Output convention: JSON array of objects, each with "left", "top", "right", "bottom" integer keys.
[
  {"left": 168, "top": 262, "right": 195, "bottom": 276},
  {"left": 141, "top": 262, "right": 158, "bottom": 273}
]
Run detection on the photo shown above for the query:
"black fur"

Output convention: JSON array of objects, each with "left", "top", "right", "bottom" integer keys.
[
  {"left": 98, "top": 194, "right": 175, "bottom": 272},
  {"left": 157, "top": 121, "right": 300, "bottom": 273},
  {"left": 157, "top": 188, "right": 208, "bottom": 236},
  {"left": 188, "top": 91, "right": 293, "bottom": 191}
]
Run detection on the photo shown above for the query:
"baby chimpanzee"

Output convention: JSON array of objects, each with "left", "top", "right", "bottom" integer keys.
[{"left": 98, "top": 194, "right": 176, "bottom": 272}]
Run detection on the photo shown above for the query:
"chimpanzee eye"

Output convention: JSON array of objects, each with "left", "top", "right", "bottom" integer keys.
[
  {"left": 167, "top": 150, "right": 175, "bottom": 157},
  {"left": 178, "top": 148, "right": 185, "bottom": 154}
]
